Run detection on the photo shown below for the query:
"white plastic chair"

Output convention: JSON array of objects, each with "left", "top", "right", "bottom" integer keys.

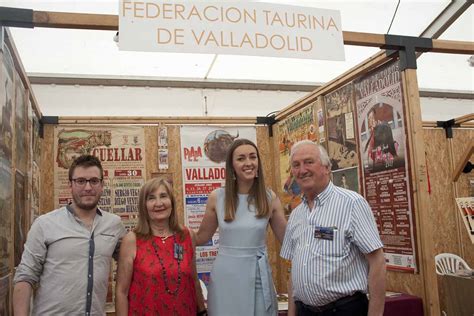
[
  {"left": 199, "top": 279, "right": 208, "bottom": 300},
  {"left": 435, "top": 253, "right": 471, "bottom": 275}
]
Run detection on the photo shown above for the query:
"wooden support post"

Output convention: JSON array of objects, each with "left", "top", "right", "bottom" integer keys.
[
  {"left": 401, "top": 69, "right": 440, "bottom": 315},
  {"left": 448, "top": 137, "right": 465, "bottom": 257}
]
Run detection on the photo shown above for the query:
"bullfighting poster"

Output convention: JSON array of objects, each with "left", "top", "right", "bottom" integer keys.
[
  {"left": 31, "top": 108, "right": 41, "bottom": 164},
  {"left": 180, "top": 126, "right": 256, "bottom": 284},
  {"left": 53, "top": 126, "right": 146, "bottom": 215},
  {"left": 455, "top": 197, "right": 474, "bottom": 244},
  {"left": 27, "top": 100, "right": 41, "bottom": 222},
  {"left": 0, "top": 46, "right": 14, "bottom": 162},
  {"left": 278, "top": 104, "right": 318, "bottom": 215},
  {"left": 0, "top": 274, "right": 11, "bottom": 316},
  {"left": 13, "top": 170, "right": 27, "bottom": 267},
  {"left": 332, "top": 167, "right": 359, "bottom": 193},
  {"left": 31, "top": 162, "right": 40, "bottom": 221},
  {"left": 0, "top": 159, "right": 12, "bottom": 277},
  {"left": 317, "top": 108, "right": 326, "bottom": 145},
  {"left": 14, "top": 72, "right": 28, "bottom": 173},
  {"left": 324, "top": 83, "right": 358, "bottom": 171},
  {"left": 354, "top": 60, "right": 417, "bottom": 272}
]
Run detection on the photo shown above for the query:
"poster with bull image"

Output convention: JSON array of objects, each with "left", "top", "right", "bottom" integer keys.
[
  {"left": 180, "top": 126, "right": 256, "bottom": 283},
  {"left": 354, "top": 60, "right": 417, "bottom": 272},
  {"left": 53, "top": 126, "right": 146, "bottom": 215}
]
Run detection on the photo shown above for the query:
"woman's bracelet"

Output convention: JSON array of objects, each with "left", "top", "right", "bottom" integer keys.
[{"left": 197, "top": 309, "right": 208, "bottom": 316}]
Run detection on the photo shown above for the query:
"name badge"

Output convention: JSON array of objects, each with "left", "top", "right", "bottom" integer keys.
[
  {"left": 314, "top": 226, "right": 337, "bottom": 240},
  {"left": 174, "top": 243, "right": 184, "bottom": 261}
]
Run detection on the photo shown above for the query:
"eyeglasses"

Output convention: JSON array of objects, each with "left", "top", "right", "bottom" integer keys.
[{"left": 70, "top": 177, "right": 103, "bottom": 187}]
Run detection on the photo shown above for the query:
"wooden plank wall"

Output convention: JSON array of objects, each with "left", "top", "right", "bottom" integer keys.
[
  {"left": 270, "top": 125, "right": 291, "bottom": 293},
  {"left": 423, "top": 127, "right": 474, "bottom": 313},
  {"left": 423, "top": 129, "right": 472, "bottom": 259},
  {"left": 39, "top": 125, "right": 54, "bottom": 213}
]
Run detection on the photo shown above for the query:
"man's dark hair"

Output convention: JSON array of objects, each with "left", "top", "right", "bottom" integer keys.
[{"left": 68, "top": 155, "right": 104, "bottom": 180}]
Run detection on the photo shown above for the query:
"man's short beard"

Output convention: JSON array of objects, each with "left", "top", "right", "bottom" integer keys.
[{"left": 73, "top": 196, "right": 99, "bottom": 211}]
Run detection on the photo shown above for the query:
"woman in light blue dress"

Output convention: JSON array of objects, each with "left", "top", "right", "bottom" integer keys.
[{"left": 196, "top": 139, "right": 287, "bottom": 316}]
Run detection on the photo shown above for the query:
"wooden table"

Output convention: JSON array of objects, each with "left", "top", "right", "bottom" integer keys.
[{"left": 383, "top": 293, "right": 423, "bottom": 316}]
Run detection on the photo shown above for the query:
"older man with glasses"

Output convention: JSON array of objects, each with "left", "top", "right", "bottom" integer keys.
[{"left": 13, "top": 154, "right": 126, "bottom": 316}]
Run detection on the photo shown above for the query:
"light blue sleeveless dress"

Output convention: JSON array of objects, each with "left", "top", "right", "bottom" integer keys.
[{"left": 207, "top": 188, "right": 277, "bottom": 316}]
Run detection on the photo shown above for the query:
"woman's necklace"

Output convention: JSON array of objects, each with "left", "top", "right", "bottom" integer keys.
[
  {"left": 151, "top": 235, "right": 182, "bottom": 296},
  {"left": 154, "top": 228, "right": 173, "bottom": 244},
  {"left": 159, "top": 234, "right": 173, "bottom": 244}
]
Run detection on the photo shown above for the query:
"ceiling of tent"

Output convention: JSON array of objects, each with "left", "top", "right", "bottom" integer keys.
[{"left": 1, "top": 0, "right": 473, "bottom": 92}]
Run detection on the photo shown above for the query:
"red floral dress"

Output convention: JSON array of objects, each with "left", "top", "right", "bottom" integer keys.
[{"left": 128, "top": 229, "right": 197, "bottom": 315}]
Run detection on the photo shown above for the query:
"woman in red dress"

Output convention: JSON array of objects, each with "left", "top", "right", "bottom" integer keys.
[{"left": 115, "top": 178, "right": 206, "bottom": 315}]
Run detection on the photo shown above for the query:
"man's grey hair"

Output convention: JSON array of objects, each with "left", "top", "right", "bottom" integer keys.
[{"left": 289, "top": 140, "right": 332, "bottom": 168}]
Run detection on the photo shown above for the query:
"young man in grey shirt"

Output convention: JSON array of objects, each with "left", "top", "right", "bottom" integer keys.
[{"left": 13, "top": 155, "right": 127, "bottom": 316}]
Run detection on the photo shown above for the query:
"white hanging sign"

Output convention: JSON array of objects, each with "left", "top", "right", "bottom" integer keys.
[{"left": 119, "top": 1, "right": 345, "bottom": 60}]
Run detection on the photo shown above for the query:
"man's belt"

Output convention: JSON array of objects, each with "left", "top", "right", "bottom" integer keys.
[{"left": 296, "top": 291, "right": 366, "bottom": 313}]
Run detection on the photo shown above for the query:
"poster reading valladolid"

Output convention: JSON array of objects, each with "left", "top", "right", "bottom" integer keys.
[
  {"left": 180, "top": 126, "right": 256, "bottom": 283},
  {"left": 53, "top": 126, "right": 146, "bottom": 214},
  {"left": 354, "top": 61, "right": 417, "bottom": 272}
]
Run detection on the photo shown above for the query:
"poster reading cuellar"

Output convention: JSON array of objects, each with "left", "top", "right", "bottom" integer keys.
[
  {"left": 53, "top": 126, "right": 146, "bottom": 214},
  {"left": 354, "top": 60, "right": 417, "bottom": 272},
  {"left": 180, "top": 126, "right": 256, "bottom": 283},
  {"left": 278, "top": 104, "right": 317, "bottom": 215}
]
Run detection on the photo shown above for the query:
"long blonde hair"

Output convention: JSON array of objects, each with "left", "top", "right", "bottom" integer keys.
[
  {"left": 224, "top": 139, "right": 270, "bottom": 222},
  {"left": 134, "top": 178, "right": 184, "bottom": 240}
]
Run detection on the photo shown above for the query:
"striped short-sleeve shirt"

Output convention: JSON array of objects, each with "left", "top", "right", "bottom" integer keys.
[{"left": 280, "top": 182, "right": 383, "bottom": 307}]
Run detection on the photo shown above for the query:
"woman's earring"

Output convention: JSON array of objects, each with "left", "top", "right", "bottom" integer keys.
[{"left": 233, "top": 172, "right": 236, "bottom": 180}]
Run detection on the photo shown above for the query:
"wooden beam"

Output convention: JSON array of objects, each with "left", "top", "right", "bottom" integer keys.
[
  {"left": 22, "top": 10, "right": 473, "bottom": 55},
  {"left": 55, "top": 116, "right": 257, "bottom": 125},
  {"left": 33, "top": 10, "right": 117, "bottom": 30},
  {"left": 454, "top": 113, "right": 474, "bottom": 125},
  {"left": 423, "top": 121, "right": 474, "bottom": 128},
  {"left": 431, "top": 39, "right": 474, "bottom": 54},
  {"left": 453, "top": 140, "right": 474, "bottom": 182},
  {"left": 342, "top": 31, "right": 385, "bottom": 47}
]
